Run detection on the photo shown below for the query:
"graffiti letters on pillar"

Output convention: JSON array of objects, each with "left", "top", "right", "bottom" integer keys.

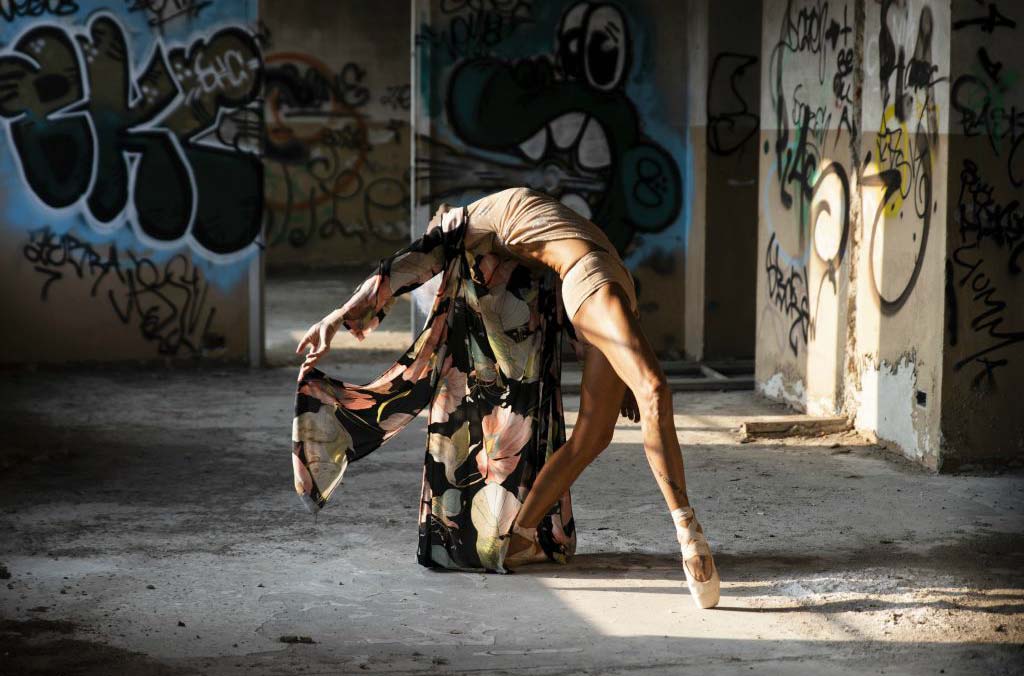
[
  {"left": 23, "top": 226, "right": 224, "bottom": 357},
  {"left": 422, "top": 2, "right": 681, "bottom": 253},
  {"left": 762, "top": 161, "right": 849, "bottom": 356},
  {"left": 0, "top": 14, "right": 265, "bottom": 260},
  {"left": 946, "top": 159, "right": 1024, "bottom": 388},
  {"left": 946, "top": 6, "right": 1021, "bottom": 389},
  {"left": 765, "top": 233, "right": 810, "bottom": 357},
  {"left": 862, "top": 1, "right": 942, "bottom": 315},
  {"left": 707, "top": 51, "right": 759, "bottom": 156},
  {"left": 766, "top": 0, "right": 854, "bottom": 237},
  {"left": 263, "top": 52, "right": 410, "bottom": 248},
  {"left": 768, "top": 0, "right": 857, "bottom": 214},
  {"left": 957, "top": 159, "right": 1023, "bottom": 276}
]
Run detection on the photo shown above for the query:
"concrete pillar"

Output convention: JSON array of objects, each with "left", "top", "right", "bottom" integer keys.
[
  {"left": 756, "top": 0, "right": 862, "bottom": 415},
  {"left": 691, "top": 0, "right": 764, "bottom": 361},
  {"left": 855, "top": 0, "right": 951, "bottom": 470}
]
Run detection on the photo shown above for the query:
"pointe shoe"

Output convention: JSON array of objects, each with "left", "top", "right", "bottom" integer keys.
[
  {"left": 671, "top": 506, "right": 720, "bottom": 609},
  {"left": 504, "top": 523, "right": 549, "bottom": 568}
]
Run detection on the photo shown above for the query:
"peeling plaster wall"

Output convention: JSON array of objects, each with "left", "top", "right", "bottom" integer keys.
[
  {"left": 855, "top": 357, "right": 929, "bottom": 463},
  {"left": 854, "top": 0, "right": 950, "bottom": 469}
]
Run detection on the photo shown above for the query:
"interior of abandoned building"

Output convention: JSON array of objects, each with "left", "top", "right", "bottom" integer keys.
[{"left": 0, "top": 1, "right": 1021, "bottom": 674}]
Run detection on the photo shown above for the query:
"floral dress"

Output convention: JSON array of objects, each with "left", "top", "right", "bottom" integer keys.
[{"left": 291, "top": 208, "right": 578, "bottom": 573}]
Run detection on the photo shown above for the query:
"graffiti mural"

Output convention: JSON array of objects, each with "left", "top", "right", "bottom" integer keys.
[
  {"left": 417, "top": 1, "right": 682, "bottom": 253},
  {"left": 125, "top": 0, "right": 214, "bottom": 31},
  {"left": 0, "top": 11, "right": 264, "bottom": 259},
  {"left": 416, "top": 0, "right": 535, "bottom": 61},
  {"left": 765, "top": 232, "right": 810, "bottom": 356},
  {"left": 0, "top": 2, "right": 262, "bottom": 363},
  {"left": 0, "top": 1, "right": 80, "bottom": 22}
]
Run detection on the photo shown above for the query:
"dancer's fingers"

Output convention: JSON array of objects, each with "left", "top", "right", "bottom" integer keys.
[
  {"left": 298, "top": 351, "right": 321, "bottom": 380},
  {"left": 296, "top": 326, "right": 318, "bottom": 354}
]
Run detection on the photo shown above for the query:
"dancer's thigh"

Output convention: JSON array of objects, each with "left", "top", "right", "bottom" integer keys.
[{"left": 571, "top": 283, "right": 665, "bottom": 396}]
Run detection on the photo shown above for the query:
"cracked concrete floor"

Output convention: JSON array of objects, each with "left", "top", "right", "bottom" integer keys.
[{"left": 1, "top": 360, "right": 1022, "bottom": 674}]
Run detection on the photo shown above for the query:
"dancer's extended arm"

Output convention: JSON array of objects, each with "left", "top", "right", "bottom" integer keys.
[{"left": 297, "top": 205, "right": 463, "bottom": 377}]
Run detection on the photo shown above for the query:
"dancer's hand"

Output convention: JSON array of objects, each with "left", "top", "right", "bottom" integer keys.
[
  {"left": 620, "top": 389, "right": 640, "bottom": 422},
  {"left": 296, "top": 309, "right": 344, "bottom": 381}
]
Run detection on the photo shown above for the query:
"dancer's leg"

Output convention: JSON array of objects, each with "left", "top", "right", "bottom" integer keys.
[
  {"left": 515, "top": 345, "right": 625, "bottom": 531},
  {"left": 570, "top": 284, "right": 715, "bottom": 585}
]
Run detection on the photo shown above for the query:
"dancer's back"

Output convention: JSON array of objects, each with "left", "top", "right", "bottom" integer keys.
[{"left": 466, "top": 187, "right": 624, "bottom": 278}]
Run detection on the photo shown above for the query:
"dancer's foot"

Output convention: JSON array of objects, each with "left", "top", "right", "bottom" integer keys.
[
  {"left": 671, "top": 506, "right": 720, "bottom": 609},
  {"left": 504, "top": 523, "right": 548, "bottom": 568}
]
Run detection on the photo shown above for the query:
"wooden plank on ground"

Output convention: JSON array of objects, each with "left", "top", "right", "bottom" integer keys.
[{"left": 740, "top": 416, "right": 851, "bottom": 441}]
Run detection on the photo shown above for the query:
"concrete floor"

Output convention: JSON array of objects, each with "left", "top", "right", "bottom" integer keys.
[{"left": 1, "top": 275, "right": 1022, "bottom": 675}]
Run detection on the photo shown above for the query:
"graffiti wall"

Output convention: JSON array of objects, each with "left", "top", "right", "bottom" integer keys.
[
  {"left": 941, "top": 0, "right": 1023, "bottom": 466},
  {"left": 260, "top": 0, "right": 411, "bottom": 272},
  {"left": 756, "top": 0, "right": 860, "bottom": 412},
  {"left": 0, "top": 0, "right": 263, "bottom": 363},
  {"left": 414, "top": 0, "right": 692, "bottom": 353}
]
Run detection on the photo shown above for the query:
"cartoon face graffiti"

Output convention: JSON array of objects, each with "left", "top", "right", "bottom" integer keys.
[{"left": 435, "top": 2, "right": 681, "bottom": 253}]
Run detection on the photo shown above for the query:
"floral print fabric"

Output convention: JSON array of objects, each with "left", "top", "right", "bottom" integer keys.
[{"left": 292, "top": 208, "right": 577, "bottom": 572}]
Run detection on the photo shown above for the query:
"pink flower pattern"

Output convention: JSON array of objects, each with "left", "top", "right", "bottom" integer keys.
[{"left": 476, "top": 406, "right": 531, "bottom": 484}]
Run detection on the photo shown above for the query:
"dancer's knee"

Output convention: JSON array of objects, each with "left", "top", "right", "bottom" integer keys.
[{"left": 635, "top": 374, "right": 672, "bottom": 424}]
